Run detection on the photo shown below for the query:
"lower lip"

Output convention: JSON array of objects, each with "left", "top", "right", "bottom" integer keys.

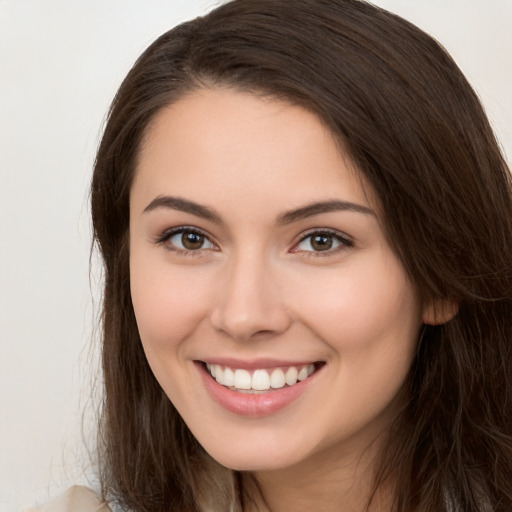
[{"left": 197, "top": 362, "right": 320, "bottom": 417}]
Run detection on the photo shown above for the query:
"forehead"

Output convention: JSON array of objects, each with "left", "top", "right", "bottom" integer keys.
[{"left": 131, "top": 87, "right": 375, "bottom": 216}]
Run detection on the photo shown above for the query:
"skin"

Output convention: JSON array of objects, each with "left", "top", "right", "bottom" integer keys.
[{"left": 129, "top": 88, "right": 430, "bottom": 511}]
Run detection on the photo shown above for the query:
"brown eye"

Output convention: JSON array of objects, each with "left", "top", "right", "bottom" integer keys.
[
  {"left": 294, "top": 231, "right": 352, "bottom": 253},
  {"left": 166, "top": 229, "right": 215, "bottom": 252},
  {"left": 182, "top": 232, "right": 205, "bottom": 250},
  {"left": 310, "top": 234, "right": 333, "bottom": 251}
]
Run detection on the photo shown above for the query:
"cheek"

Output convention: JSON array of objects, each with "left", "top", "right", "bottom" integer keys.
[
  {"left": 129, "top": 254, "right": 213, "bottom": 349},
  {"left": 286, "top": 254, "right": 422, "bottom": 352}
]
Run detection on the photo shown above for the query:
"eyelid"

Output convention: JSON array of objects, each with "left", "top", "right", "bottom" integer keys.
[
  {"left": 154, "top": 225, "right": 218, "bottom": 253},
  {"left": 290, "top": 228, "right": 353, "bottom": 254}
]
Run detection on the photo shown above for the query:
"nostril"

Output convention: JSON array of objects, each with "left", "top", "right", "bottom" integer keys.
[{"left": 210, "top": 311, "right": 292, "bottom": 342}]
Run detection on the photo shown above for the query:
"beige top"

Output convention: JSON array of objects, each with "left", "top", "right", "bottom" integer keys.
[{"left": 24, "top": 486, "right": 112, "bottom": 512}]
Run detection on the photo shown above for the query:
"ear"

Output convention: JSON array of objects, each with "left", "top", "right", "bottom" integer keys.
[{"left": 422, "top": 298, "right": 460, "bottom": 326}]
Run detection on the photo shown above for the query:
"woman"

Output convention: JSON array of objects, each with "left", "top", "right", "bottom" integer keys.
[{"left": 36, "top": 0, "right": 512, "bottom": 510}]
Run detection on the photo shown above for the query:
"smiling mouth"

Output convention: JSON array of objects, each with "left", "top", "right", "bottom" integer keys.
[{"left": 204, "top": 362, "right": 322, "bottom": 394}]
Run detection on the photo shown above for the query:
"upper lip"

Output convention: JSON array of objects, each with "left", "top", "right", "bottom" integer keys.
[{"left": 197, "top": 358, "right": 322, "bottom": 370}]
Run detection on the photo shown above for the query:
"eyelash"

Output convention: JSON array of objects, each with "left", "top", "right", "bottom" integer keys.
[
  {"left": 154, "top": 227, "right": 353, "bottom": 256},
  {"left": 292, "top": 229, "right": 353, "bottom": 257},
  {"left": 155, "top": 226, "right": 217, "bottom": 255}
]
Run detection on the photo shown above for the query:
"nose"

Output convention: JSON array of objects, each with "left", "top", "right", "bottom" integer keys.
[{"left": 210, "top": 251, "right": 292, "bottom": 342}]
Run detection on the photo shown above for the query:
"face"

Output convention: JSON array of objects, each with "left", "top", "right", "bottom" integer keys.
[{"left": 129, "top": 88, "right": 425, "bottom": 473}]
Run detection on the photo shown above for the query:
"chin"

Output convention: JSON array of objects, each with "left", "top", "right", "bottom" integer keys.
[{"left": 195, "top": 430, "right": 313, "bottom": 472}]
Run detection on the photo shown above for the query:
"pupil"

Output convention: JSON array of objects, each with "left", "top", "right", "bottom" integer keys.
[
  {"left": 312, "top": 234, "right": 332, "bottom": 251},
  {"left": 182, "top": 232, "right": 204, "bottom": 250}
]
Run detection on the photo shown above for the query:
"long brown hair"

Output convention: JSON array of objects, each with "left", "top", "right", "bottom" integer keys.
[{"left": 91, "top": 1, "right": 512, "bottom": 510}]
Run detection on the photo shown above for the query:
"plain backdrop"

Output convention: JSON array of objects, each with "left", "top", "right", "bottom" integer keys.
[{"left": 1, "top": 1, "right": 510, "bottom": 511}]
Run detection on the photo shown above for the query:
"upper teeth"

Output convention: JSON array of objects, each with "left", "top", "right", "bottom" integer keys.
[{"left": 206, "top": 363, "right": 315, "bottom": 391}]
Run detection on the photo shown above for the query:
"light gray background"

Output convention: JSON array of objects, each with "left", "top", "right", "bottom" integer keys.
[{"left": 1, "top": 1, "right": 510, "bottom": 511}]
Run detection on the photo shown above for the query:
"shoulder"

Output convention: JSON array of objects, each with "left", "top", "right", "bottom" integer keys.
[{"left": 23, "top": 486, "right": 112, "bottom": 512}]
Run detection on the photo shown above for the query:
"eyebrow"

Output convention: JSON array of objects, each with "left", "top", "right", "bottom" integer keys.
[
  {"left": 142, "top": 195, "right": 375, "bottom": 225},
  {"left": 276, "top": 200, "right": 375, "bottom": 225},
  {"left": 143, "top": 196, "right": 223, "bottom": 223}
]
